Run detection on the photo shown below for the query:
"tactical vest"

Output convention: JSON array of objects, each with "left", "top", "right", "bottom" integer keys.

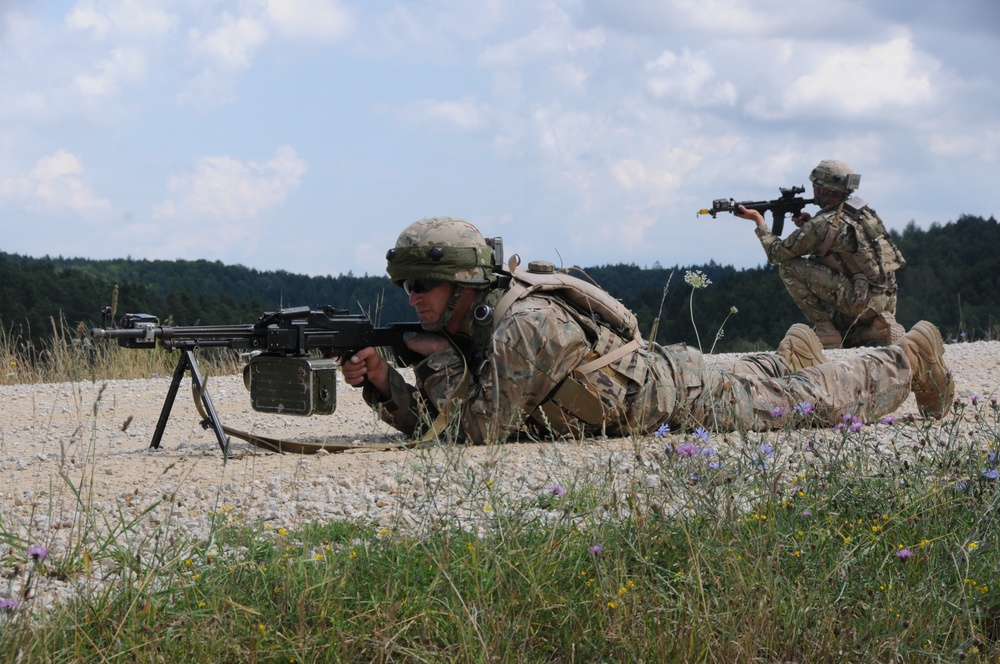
[
  {"left": 816, "top": 197, "right": 906, "bottom": 287},
  {"left": 491, "top": 257, "right": 646, "bottom": 436}
]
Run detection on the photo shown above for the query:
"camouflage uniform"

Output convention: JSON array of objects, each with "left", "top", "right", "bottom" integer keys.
[{"left": 364, "top": 285, "right": 913, "bottom": 444}]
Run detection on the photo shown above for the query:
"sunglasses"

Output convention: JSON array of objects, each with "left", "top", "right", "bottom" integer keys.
[{"left": 403, "top": 279, "right": 444, "bottom": 295}]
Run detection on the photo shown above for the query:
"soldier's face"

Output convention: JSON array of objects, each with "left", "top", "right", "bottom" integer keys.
[{"left": 408, "top": 280, "right": 454, "bottom": 327}]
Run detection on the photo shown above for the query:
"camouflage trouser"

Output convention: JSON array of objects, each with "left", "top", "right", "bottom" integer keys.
[
  {"left": 779, "top": 257, "right": 897, "bottom": 333},
  {"left": 631, "top": 342, "right": 912, "bottom": 433}
]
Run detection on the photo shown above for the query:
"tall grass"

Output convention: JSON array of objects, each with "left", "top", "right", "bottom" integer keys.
[{"left": 1, "top": 324, "right": 999, "bottom": 660}]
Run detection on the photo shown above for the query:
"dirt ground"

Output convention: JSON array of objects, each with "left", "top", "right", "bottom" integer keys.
[{"left": 1, "top": 341, "right": 996, "bottom": 556}]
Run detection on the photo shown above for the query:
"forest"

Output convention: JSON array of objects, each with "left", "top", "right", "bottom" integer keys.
[{"left": 1, "top": 214, "right": 997, "bottom": 354}]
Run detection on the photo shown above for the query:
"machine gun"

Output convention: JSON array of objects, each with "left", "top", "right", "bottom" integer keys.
[
  {"left": 91, "top": 305, "right": 423, "bottom": 456},
  {"left": 698, "top": 185, "right": 814, "bottom": 235}
]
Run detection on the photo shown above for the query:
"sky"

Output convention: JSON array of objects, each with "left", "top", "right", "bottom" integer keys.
[{"left": 1, "top": 0, "right": 998, "bottom": 278}]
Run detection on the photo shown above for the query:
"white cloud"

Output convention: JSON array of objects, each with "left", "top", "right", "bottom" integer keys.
[
  {"left": 264, "top": 0, "right": 353, "bottom": 41},
  {"left": 154, "top": 145, "right": 306, "bottom": 222},
  {"left": 748, "top": 34, "right": 938, "bottom": 119},
  {"left": 644, "top": 49, "right": 737, "bottom": 107},
  {"left": 399, "top": 97, "right": 490, "bottom": 131},
  {"left": 188, "top": 14, "right": 269, "bottom": 71},
  {"left": 478, "top": 6, "right": 604, "bottom": 68},
  {"left": 66, "top": 0, "right": 178, "bottom": 41},
  {"left": 73, "top": 46, "right": 147, "bottom": 98},
  {"left": 0, "top": 150, "right": 110, "bottom": 216}
]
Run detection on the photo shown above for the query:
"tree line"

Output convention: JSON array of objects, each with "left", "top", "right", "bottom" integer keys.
[{"left": 1, "top": 214, "right": 996, "bottom": 353}]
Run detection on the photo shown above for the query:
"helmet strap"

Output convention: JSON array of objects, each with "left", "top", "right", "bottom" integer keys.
[{"left": 421, "top": 284, "right": 467, "bottom": 332}]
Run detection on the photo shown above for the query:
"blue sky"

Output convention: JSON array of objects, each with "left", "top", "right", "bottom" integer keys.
[{"left": 2, "top": 0, "right": 998, "bottom": 277}]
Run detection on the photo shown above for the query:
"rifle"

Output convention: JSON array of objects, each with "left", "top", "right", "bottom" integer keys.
[
  {"left": 698, "top": 185, "right": 814, "bottom": 235},
  {"left": 91, "top": 305, "right": 423, "bottom": 457}
]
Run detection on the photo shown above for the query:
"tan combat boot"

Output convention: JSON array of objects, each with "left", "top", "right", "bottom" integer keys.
[
  {"left": 813, "top": 321, "right": 843, "bottom": 349},
  {"left": 777, "top": 323, "right": 829, "bottom": 371},
  {"left": 898, "top": 321, "right": 954, "bottom": 418}
]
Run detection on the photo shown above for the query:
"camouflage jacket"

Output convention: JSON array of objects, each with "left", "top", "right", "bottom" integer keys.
[
  {"left": 362, "top": 290, "right": 681, "bottom": 444},
  {"left": 755, "top": 200, "right": 903, "bottom": 288}
]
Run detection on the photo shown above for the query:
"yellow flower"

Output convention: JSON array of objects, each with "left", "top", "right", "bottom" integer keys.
[
  {"left": 484, "top": 505, "right": 493, "bottom": 512},
  {"left": 967, "top": 542, "right": 979, "bottom": 551},
  {"left": 607, "top": 601, "right": 616, "bottom": 609}
]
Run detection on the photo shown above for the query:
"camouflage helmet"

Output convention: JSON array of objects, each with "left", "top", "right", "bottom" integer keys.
[
  {"left": 809, "top": 159, "right": 860, "bottom": 194},
  {"left": 386, "top": 216, "right": 497, "bottom": 288}
]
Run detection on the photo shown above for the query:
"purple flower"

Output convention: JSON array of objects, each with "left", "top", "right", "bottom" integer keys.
[
  {"left": 700, "top": 447, "right": 716, "bottom": 458},
  {"left": 971, "top": 395, "right": 980, "bottom": 405},
  {"left": 880, "top": 415, "right": 897, "bottom": 425},
  {"left": 895, "top": 548, "right": 914, "bottom": 560},
  {"left": 759, "top": 443, "right": 775, "bottom": 458},
  {"left": 801, "top": 510, "right": 812, "bottom": 518},
  {"left": 550, "top": 484, "right": 567, "bottom": 497},
  {"left": 770, "top": 405, "right": 788, "bottom": 418},
  {"left": 983, "top": 469, "right": 1000, "bottom": 480},
  {"left": 849, "top": 418, "right": 865, "bottom": 432},
  {"left": 27, "top": 544, "right": 49, "bottom": 561},
  {"left": 694, "top": 427, "right": 710, "bottom": 443},
  {"left": 676, "top": 443, "right": 700, "bottom": 457},
  {"left": 589, "top": 545, "right": 604, "bottom": 556},
  {"left": 0, "top": 598, "right": 17, "bottom": 611},
  {"left": 793, "top": 401, "right": 814, "bottom": 417},
  {"left": 654, "top": 423, "right": 670, "bottom": 437}
]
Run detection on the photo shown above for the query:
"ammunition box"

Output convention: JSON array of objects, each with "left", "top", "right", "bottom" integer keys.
[{"left": 247, "top": 355, "right": 338, "bottom": 416}]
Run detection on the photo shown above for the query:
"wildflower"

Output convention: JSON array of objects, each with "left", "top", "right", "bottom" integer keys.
[
  {"left": 968, "top": 542, "right": 979, "bottom": 551},
  {"left": 971, "top": 395, "right": 980, "bottom": 405},
  {"left": 589, "top": 545, "right": 604, "bottom": 556},
  {"left": 676, "top": 443, "right": 700, "bottom": 457},
  {"left": 684, "top": 270, "right": 712, "bottom": 289},
  {"left": 0, "top": 598, "right": 17, "bottom": 611},
  {"left": 880, "top": 415, "right": 896, "bottom": 425},
  {"left": 694, "top": 427, "right": 710, "bottom": 442},
  {"left": 653, "top": 423, "right": 670, "bottom": 437},
  {"left": 770, "top": 405, "right": 788, "bottom": 418},
  {"left": 27, "top": 544, "right": 49, "bottom": 561},
  {"left": 730, "top": 306, "right": 739, "bottom": 314},
  {"left": 849, "top": 418, "right": 865, "bottom": 432},
  {"left": 760, "top": 443, "right": 775, "bottom": 458},
  {"left": 983, "top": 469, "right": 1000, "bottom": 480},
  {"left": 895, "top": 548, "right": 914, "bottom": 560},
  {"left": 991, "top": 397, "right": 998, "bottom": 409},
  {"left": 801, "top": 510, "right": 812, "bottom": 518},
  {"left": 700, "top": 447, "right": 716, "bottom": 458},
  {"left": 550, "top": 484, "right": 567, "bottom": 497},
  {"left": 793, "top": 401, "right": 814, "bottom": 417}
]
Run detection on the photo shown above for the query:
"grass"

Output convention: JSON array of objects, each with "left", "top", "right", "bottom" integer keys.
[{"left": 1, "top": 328, "right": 999, "bottom": 661}]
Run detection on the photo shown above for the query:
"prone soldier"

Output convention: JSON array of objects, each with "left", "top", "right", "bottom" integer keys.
[{"left": 340, "top": 216, "right": 952, "bottom": 444}]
